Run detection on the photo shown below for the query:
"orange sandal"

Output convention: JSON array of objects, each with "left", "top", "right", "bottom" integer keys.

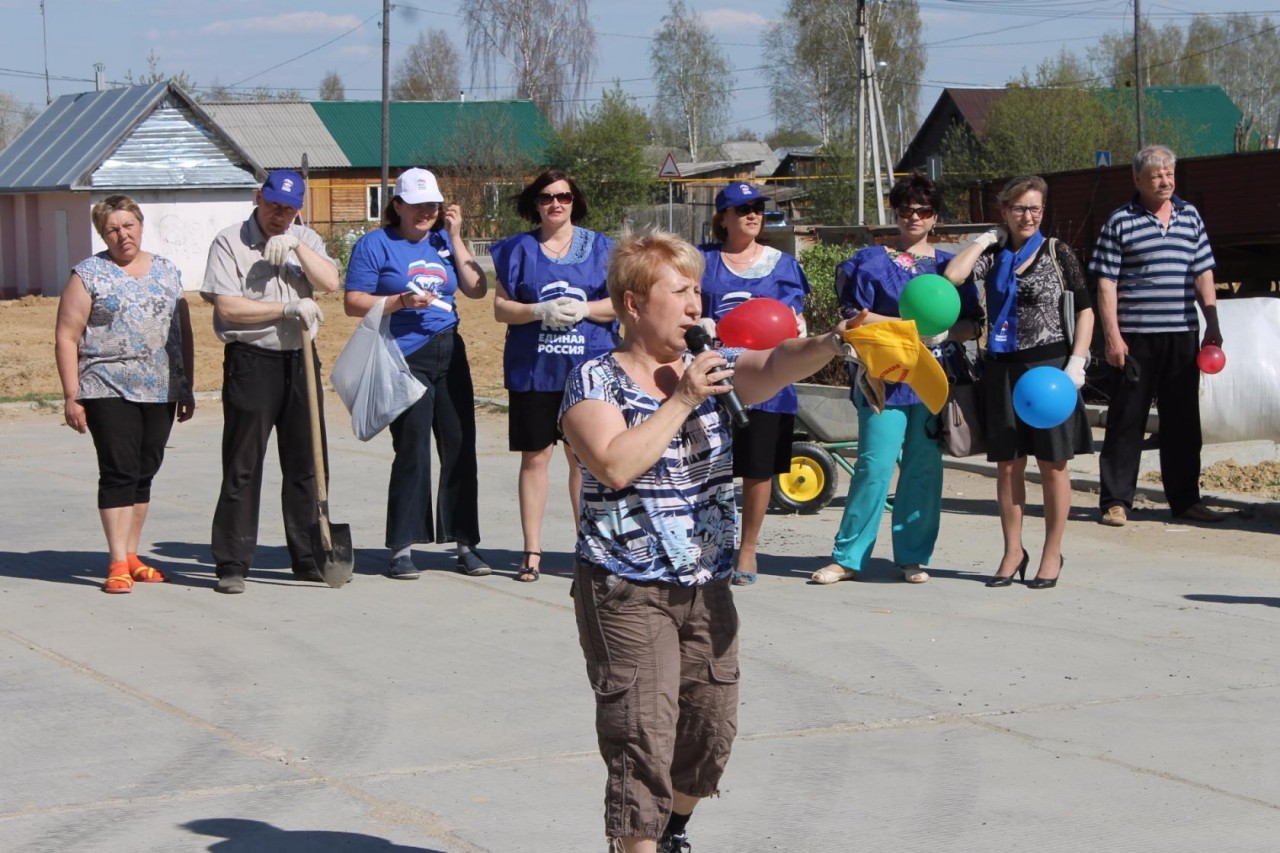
[
  {"left": 103, "top": 570, "right": 134, "bottom": 594},
  {"left": 130, "top": 564, "right": 165, "bottom": 583}
]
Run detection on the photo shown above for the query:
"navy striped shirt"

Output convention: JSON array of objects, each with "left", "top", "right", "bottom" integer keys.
[{"left": 1088, "top": 195, "right": 1215, "bottom": 333}]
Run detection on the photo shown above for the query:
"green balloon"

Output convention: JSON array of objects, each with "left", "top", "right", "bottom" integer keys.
[{"left": 900, "top": 273, "right": 961, "bottom": 336}]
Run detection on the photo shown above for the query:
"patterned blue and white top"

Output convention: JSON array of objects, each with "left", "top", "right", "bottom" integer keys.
[
  {"left": 1088, "top": 194, "right": 1215, "bottom": 334},
  {"left": 560, "top": 349, "right": 743, "bottom": 586},
  {"left": 74, "top": 253, "right": 192, "bottom": 404}
]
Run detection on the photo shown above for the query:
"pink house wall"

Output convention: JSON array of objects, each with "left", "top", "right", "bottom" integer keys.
[{"left": 0, "top": 192, "right": 93, "bottom": 298}]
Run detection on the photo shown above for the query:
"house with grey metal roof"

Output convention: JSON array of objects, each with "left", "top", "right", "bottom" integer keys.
[{"left": 0, "top": 81, "right": 263, "bottom": 298}]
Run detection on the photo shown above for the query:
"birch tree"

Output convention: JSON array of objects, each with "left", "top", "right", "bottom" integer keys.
[
  {"left": 649, "top": 0, "right": 730, "bottom": 161},
  {"left": 463, "top": 0, "right": 595, "bottom": 126}
]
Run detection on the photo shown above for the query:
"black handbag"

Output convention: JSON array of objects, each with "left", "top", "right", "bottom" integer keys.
[{"left": 940, "top": 346, "right": 986, "bottom": 458}]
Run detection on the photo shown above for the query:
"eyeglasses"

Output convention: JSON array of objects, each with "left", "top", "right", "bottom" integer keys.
[
  {"left": 896, "top": 205, "right": 935, "bottom": 219},
  {"left": 731, "top": 201, "right": 767, "bottom": 216},
  {"left": 536, "top": 192, "right": 574, "bottom": 206},
  {"left": 1008, "top": 205, "right": 1043, "bottom": 218}
]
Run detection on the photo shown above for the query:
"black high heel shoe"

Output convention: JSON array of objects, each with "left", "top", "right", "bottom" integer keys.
[
  {"left": 1027, "top": 556, "right": 1064, "bottom": 589},
  {"left": 985, "top": 549, "right": 1029, "bottom": 587}
]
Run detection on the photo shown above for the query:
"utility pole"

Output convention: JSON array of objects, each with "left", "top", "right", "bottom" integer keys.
[
  {"left": 854, "top": 0, "right": 891, "bottom": 226},
  {"left": 380, "top": 0, "right": 391, "bottom": 214},
  {"left": 1134, "top": 0, "right": 1145, "bottom": 148},
  {"left": 40, "top": 1, "right": 51, "bottom": 104}
]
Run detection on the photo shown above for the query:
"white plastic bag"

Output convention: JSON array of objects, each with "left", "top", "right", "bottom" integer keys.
[
  {"left": 330, "top": 297, "right": 426, "bottom": 441},
  {"left": 1197, "top": 298, "right": 1280, "bottom": 443}
]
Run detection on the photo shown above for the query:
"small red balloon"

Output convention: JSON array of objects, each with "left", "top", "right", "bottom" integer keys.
[
  {"left": 1196, "top": 344, "right": 1226, "bottom": 375},
  {"left": 716, "top": 297, "right": 799, "bottom": 350}
]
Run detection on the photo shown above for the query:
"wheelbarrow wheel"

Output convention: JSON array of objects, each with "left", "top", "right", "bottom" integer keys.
[{"left": 771, "top": 441, "right": 838, "bottom": 514}]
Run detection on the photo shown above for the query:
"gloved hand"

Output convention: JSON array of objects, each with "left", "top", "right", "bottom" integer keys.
[
  {"left": 264, "top": 234, "right": 300, "bottom": 266},
  {"left": 283, "top": 297, "right": 324, "bottom": 329},
  {"left": 795, "top": 312, "right": 808, "bottom": 338},
  {"left": 696, "top": 317, "right": 717, "bottom": 341},
  {"left": 555, "top": 297, "right": 589, "bottom": 326},
  {"left": 973, "top": 227, "right": 1006, "bottom": 250},
  {"left": 1065, "top": 354, "right": 1088, "bottom": 389},
  {"left": 532, "top": 299, "right": 575, "bottom": 331},
  {"left": 920, "top": 330, "right": 950, "bottom": 349}
]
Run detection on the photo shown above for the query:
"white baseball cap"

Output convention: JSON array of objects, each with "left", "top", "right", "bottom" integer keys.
[{"left": 395, "top": 168, "right": 444, "bottom": 205}]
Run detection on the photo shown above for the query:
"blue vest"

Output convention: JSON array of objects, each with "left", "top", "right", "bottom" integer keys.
[
  {"left": 698, "top": 246, "right": 810, "bottom": 415},
  {"left": 493, "top": 230, "right": 615, "bottom": 393}
]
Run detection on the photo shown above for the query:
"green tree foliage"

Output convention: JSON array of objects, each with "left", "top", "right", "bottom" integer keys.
[
  {"left": 555, "top": 85, "right": 658, "bottom": 235},
  {"left": 1088, "top": 13, "right": 1280, "bottom": 144},
  {"left": 766, "top": 128, "right": 822, "bottom": 149},
  {"left": 393, "top": 29, "right": 461, "bottom": 101},
  {"left": 764, "top": 0, "right": 923, "bottom": 149},
  {"left": 649, "top": 0, "right": 730, "bottom": 161},
  {"left": 798, "top": 241, "right": 860, "bottom": 386},
  {"left": 124, "top": 50, "right": 196, "bottom": 93}
]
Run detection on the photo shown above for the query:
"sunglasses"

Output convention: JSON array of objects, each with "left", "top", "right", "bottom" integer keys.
[
  {"left": 896, "top": 205, "right": 936, "bottom": 219},
  {"left": 536, "top": 192, "right": 574, "bottom": 206},
  {"left": 731, "top": 201, "right": 766, "bottom": 216}
]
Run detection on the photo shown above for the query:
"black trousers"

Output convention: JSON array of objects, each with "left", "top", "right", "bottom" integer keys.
[
  {"left": 385, "top": 331, "right": 481, "bottom": 549},
  {"left": 211, "top": 343, "right": 327, "bottom": 578},
  {"left": 1099, "top": 331, "right": 1202, "bottom": 516},
  {"left": 82, "top": 398, "right": 176, "bottom": 509}
]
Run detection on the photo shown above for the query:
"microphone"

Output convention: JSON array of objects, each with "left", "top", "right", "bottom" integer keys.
[{"left": 684, "top": 325, "right": 750, "bottom": 428}]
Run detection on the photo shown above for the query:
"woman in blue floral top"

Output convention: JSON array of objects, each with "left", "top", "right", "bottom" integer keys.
[
  {"left": 559, "top": 230, "right": 863, "bottom": 853},
  {"left": 811, "top": 172, "right": 984, "bottom": 587},
  {"left": 54, "top": 195, "right": 194, "bottom": 594}
]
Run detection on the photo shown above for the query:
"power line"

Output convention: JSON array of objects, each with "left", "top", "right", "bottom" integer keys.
[{"left": 228, "top": 13, "right": 378, "bottom": 88}]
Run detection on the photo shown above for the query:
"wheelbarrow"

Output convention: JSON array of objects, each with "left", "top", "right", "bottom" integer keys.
[{"left": 770, "top": 383, "right": 860, "bottom": 514}]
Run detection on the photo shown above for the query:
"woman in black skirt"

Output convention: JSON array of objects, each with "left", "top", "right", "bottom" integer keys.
[{"left": 945, "top": 175, "right": 1094, "bottom": 589}]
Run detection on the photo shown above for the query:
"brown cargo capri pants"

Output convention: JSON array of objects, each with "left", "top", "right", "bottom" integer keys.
[{"left": 572, "top": 562, "right": 740, "bottom": 841}]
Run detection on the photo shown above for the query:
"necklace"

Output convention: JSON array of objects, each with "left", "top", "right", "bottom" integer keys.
[
  {"left": 723, "top": 242, "right": 761, "bottom": 267},
  {"left": 540, "top": 227, "right": 574, "bottom": 258}
]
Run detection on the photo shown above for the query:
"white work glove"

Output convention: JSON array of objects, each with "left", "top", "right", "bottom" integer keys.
[
  {"left": 920, "top": 330, "right": 950, "bottom": 349},
  {"left": 795, "top": 313, "right": 808, "bottom": 338},
  {"left": 1065, "top": 354, "right": 1088, "bottom": 389},
  {"left": 696, "top": 317, "right": 717, "bottom": 341},
  {"left": 973, "top": 227, "right": 1006, "bottom": 250},
  {"left": 283, "top": 297, "right": 324, "bottom": 329},
  {"left": 531, "top": 299, "right": 575, "bottom": 331},
  {"left": 556, "top": 297, "right": 589, "bottom": 325},
  {"left": 264, "top": 234, "right": 300, "bottom": 265}
]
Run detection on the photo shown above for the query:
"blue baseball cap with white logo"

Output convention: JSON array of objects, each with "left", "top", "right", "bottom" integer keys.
[
  {"left": 715, "top": 182, "right": 771, "bottom": 212},
  {"left": 261, "top": 170, "right": 306, "bottom": 208}
]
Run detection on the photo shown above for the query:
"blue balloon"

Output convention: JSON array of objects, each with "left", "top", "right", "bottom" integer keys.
[{"left": 1012, "top": 366, "right": 1077, "bottom": 429}]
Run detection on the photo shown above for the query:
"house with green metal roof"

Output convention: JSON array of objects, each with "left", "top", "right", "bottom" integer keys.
[{"left": 207, "top": 99, "right": 555, "bottom": 231}]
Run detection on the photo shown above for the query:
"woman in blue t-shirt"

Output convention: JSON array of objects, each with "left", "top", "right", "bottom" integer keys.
[
  {"left": 343, "top": 168, "right": 490, "bottom": 579},
  {"left": 698, "top": 182, "right": 809, "bottom": 586},
  {"left": 812, "top": 172, "right": 984, "bottom": 587},
  {"left": 491, "top": 169, "right": 616, "bottom": 582}
]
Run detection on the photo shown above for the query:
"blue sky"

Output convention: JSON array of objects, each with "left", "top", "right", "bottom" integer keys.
[{"left": 1, "top": 0, "right": 1273, "bottom": 139}]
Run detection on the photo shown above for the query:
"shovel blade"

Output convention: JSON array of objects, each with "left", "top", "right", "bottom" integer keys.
[{"left": 312, "top": 522, "right": 354, "bottom": 588}]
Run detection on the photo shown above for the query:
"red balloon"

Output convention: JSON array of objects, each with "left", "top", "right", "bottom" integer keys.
[
  {"left": 716, "top": 297, "right": 799, "bottom": 350},
  {"left": 1197, "top": 344, "right": 1226, "bottom": 375}
]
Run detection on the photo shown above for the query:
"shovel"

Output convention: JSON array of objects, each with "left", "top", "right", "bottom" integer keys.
[{"left": 301, "top": 324, "right": 354, "bottom": 588}]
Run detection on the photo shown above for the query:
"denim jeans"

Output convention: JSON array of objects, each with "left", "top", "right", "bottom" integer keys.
[{"left": 385, "top": 330, "right": 481, "bottom": 549}]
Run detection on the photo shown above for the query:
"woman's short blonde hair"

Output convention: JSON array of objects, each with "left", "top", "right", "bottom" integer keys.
[
  {"left": 91, "top": 195, "right": 144, "bottom": 239},
  {"left": 998, "top": 175, "right": 1048, "bottom": 207},
  {"left": 607, "top": 229, "right": 705, "bottom": 317}
]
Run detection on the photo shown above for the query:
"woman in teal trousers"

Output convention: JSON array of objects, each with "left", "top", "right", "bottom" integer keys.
[{"left": 811, "top": 172, "right": 983, "bottom": 585}]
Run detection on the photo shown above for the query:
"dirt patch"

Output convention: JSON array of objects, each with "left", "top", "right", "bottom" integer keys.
[
  {"left": 1142, "top": 459, "right": 1280, "bottom": 500},
  {"left": 0, "top": 290, "right": 508, "bottom": 402}
]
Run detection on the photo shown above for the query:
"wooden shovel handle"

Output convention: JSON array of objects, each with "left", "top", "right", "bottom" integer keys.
[{"left": 300, "top": 323, "right": 332, "bottom": 548}]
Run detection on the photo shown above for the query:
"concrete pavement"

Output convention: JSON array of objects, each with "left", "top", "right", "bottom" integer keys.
[{"left": 1, "top": 398, "right": 1278, "bottom": 852}]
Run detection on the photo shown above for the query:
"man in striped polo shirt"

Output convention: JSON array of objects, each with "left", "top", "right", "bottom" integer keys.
[{"left": 1089, "top": 144, "right": 1224, "bottom": 526}]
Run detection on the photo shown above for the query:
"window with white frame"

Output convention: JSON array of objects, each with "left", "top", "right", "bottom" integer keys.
[{"left": 366, "top": 184, "right": 382, "bottom": 221}]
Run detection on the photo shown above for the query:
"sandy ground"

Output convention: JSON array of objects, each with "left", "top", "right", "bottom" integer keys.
[{"left": 0, "top": 290, "right": 509, "bottom": 402}]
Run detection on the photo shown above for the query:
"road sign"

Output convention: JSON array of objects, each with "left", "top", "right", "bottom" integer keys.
[
  {"left": 658, "top": 152, "right": 681, "bottom": 179},
  {"left": 1095, "top": 150, "right": 1112, "bottom": 168}
]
